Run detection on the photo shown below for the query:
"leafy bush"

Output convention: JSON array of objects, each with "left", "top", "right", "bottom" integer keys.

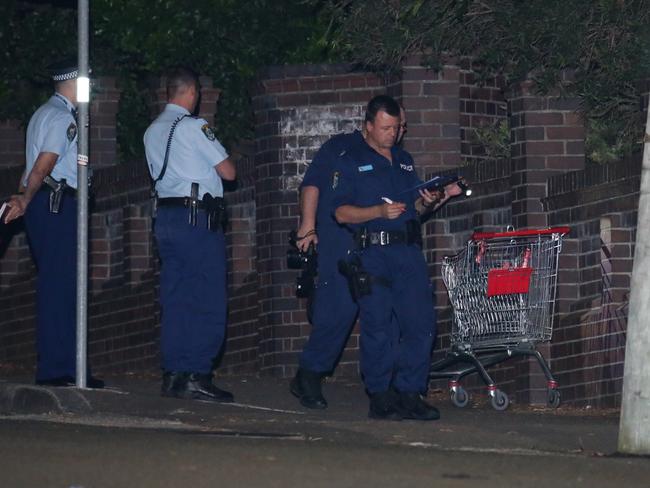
[{"left": 317, "top": 0, "right": 650, "bottom": 163}]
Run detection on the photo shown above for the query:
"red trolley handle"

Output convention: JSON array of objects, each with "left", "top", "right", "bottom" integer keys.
[{"left": 471, "top": 226, "right": 570, "bottom": 241}]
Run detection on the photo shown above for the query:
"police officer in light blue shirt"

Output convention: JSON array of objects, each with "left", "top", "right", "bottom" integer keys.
[
  {"left": 143, "top": 66, "right": 236, "bottom": 402},
  {"left": 4, "top": 60, "right": 104, "bottom": 388}
]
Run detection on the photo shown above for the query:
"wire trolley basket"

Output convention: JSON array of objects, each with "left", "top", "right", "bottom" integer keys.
[{"left": 430, "top": 227, "right": 570, "bottom": 411}]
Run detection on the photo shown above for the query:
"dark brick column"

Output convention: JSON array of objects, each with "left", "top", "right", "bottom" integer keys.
[
  {"left": 508, "top": 79, "right": 585, "bottom": 230},
  {"left": 252, "top": 64, "right": 384, "bottom": 376},
  {"left": 0, "top": 120, "right": 25, "bottom": 168},
  {"left": 90, "top": 76, "right": 120, "bottom": 166},
  {"left": 148, "top": 76, "right": 221, "bottom": 122},
  {"left": 507, "top": 79, "right": 586, "bottom": 404},
  {"left": 400, "top": 56, "right": 461, "bottom": 176}
]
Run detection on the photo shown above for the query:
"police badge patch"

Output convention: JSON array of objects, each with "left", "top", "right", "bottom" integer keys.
[
  {"left": 201, "top": 124, "right": 216, "bottom": 141},
  {"left": 332, "top": 171, "right": 339, "bottom": 190},
  {"left": 66, "top": 122, "right": 77, "bottom": 142}
]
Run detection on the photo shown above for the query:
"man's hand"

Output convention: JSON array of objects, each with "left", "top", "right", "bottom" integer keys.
[
  {"left": 3, "top": 194, "right": 28, "bottom": 224},
  {"left": 295, "top": 225, "right": 318, "bottom": 252},
  {"left": 444, "top": 180, "right": 465, "bottom": 198},
  {"left": 418, "top": 188, "right": 443, "bottom": 208},
  {"left": 380, "top": 202, "right": 406, "bottom": 220}
]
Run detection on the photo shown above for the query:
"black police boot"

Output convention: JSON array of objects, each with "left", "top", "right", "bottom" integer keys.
[
  {"left": 161, "top": 371, "right": 189, "bottom": 398},
  {"left": 368, "top": 390, "right": 402, "bottom": 421},
  {"left": 395, "top": 391, "right": 440, "bottom": 421},
  {"left": 290, "top": 368, "right": 327, "bottom": 409},
  {"left": 180, "top": 373, "right": 234, "bottom": 403}
]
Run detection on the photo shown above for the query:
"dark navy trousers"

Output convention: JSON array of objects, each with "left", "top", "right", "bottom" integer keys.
[
  {"left": 356, "top": 244, "right": 436, "bottom": 394},
  {"left": 299, "top": 225, "right": 358, "bottom": 374},
  {"left": 24, "top": 190, "right": 77, "bottom": 382},
  {"left": 154, "top": 207, "right": 227, "bottom": 374}
]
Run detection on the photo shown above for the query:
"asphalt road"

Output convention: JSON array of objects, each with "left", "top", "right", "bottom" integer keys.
[{"left": 1, "top": 416, "right": 649, "bottom": 488}]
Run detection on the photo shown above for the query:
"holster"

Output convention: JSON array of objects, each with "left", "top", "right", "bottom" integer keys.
[
  {"left": 338, "top": 255, "right": 390, "bottom": 302},
  {"left": 189, "top": 183, "right": 199, "bottom": 226},
  {"left": 202, "top": 193, "right": 226, "bottom": 232},
  {"left": 43, "top": 175, "right": 68, "bottom": 214}
]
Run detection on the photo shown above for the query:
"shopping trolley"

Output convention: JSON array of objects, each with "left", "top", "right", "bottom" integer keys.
[{"left": 430, "top": 226, "right": 570, "bottom": 410}]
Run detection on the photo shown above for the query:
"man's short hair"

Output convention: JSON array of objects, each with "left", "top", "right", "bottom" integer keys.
[
  {"left": 365, "top": 95, "right": 401, "bottom": 123},
  {"left": 166, "top": 66, "right": 199, "bottom": 100}
]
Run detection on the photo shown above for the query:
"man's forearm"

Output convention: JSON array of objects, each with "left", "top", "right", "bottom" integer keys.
[
  {"left": 335, "top": 204, "right": 382, "bottom": 225},
  {"left": 415, "top": 195, "right": 449, "bottom": 215},
  {"left": 299, "top": 185, "right": 319, "bottom": 232},
  {"left": 23, "top": 152, "right": 58, "bottom": 204}
]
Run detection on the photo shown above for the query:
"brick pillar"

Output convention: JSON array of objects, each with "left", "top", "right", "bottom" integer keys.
[
  {"left": 197, "top": 76, "right": 221, "bottom": 124},
  {"left": 508, "top": 79, "right": 585, "bottom": 404},
  {"left": 400, "top": 56, "right": 461, "bottom": 177},
  {"left": 0, "top": 120, "right": 25, "bottom": 168},
  {"left": 252, "top": 64, "right": 384, "bottom": 376},
  {"left": 90, "top": 76, "right": 120, "bottom": 166},
  {"left": 458, "top": 57, "right": 508, "bottom": 162},
  {"left": 508, "top": 79, "right": 585, "bottom": 230},
  {"left": 148, "top": 77, "right": 167, "bottom": 119},
  {"left": 148, "top": 76, "right": 220, "bottom": 122}
]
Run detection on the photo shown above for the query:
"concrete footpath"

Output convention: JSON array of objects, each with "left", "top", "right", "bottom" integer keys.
[
  {"left": 2, "top": 372, "right": 650, "bottom": 487},
  {"left": 0, "top": 371, "right": 627, "bottom": 456}
]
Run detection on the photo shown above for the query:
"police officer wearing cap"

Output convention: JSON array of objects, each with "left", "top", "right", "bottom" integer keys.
[
  {"left": 4, "top": 60, "right": 104, "bottom": 388},
  {"left": 332, "top": 95, "right": 463, "bottom": 420},
  {"left": 290, "top": 130, "right": 363, "bottom": 409},
  {"left": 144, "top": 66, "right": 236, "bottom": 402}
]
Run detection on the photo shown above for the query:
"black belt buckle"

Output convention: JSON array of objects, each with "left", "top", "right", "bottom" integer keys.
[{"left": 379, "top": 231, "right": 389, "bottom": 246}]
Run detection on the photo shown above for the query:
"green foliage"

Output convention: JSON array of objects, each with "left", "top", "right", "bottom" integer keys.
[
  {"left": 0, "top": 1, "right": 77, "bottom": 124},
  {"left": 0, "top": 0, "right": 331, "bottom": 160},
  {"left": 471, "top": 120, "right": 511, "bottom": 161},
  {"left": 317, "top": 0, "right": 650, "bottom": 162}
]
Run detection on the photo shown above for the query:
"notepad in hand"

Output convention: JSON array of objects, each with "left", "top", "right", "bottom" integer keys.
[{"left": 396, "top": 175, "right": 458, "bottom": 196}]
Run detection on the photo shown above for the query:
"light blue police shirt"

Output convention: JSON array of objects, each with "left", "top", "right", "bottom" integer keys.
[
  {"left": 143, "top": 103, "right": 229, "bottom": 199},
  {"left": 24, "top": 93, "right": 78, "bottom": 189}
]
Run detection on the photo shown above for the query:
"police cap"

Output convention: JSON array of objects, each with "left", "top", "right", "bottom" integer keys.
[{"left": 48, "top": 59, "right": 78, "bottom": 82}]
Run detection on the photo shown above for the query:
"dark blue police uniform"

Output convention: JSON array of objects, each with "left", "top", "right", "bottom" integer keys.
[
  {"left": 23, "top": 88, "right": 80, "bottom": 384},
  {"left": 332, "top": 141, "right": 436, "bottom": 396},
  {"left": 298, "top": 131, "right": 362, "bottom": 374}
]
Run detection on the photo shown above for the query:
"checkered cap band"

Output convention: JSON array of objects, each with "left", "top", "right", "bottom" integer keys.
[{"left": 52, "top": 70, "right": 78, "bottom": 82}]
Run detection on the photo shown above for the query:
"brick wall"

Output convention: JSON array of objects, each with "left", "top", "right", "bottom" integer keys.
[
  {"left": 543, "top": 157, "right": 641, "bottom": 407},
  {"left": 459, "top": 58, "right": 508, "bottom": 163},
  {"left": 0, "top": 120, "right": 25, "bottom": 168},
  {"left": 0, "top": 63, "right": 646, "bottom": 408}
]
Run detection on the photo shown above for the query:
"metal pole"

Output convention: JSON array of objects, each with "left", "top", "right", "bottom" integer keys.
[
  {"left": 75, "top": 0, "right": 89, "bottom": 389},
  {"left": 618, "top": 95, "right": 650, "bottom": 454}
]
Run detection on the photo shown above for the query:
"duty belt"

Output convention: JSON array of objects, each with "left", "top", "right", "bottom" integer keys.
[
  {"left": 157, "top": 197, "right": 210, "bottom": 209},
  {"left": 157, "top": 194, "right": 226, "bottom": 232},
  {"left": 354, "top": 220, "right": 422, "bottom": 249}
]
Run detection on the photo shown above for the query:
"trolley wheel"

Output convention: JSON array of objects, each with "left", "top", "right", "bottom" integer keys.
[
  {"left": 490, "top": 389, "right": 509, "bottom": 411},
  {"left": 547, "top": 389, "right": 561, "bottom": 408},
  {"left": 450, "top": 387, "right": 470, "bottom": 408}
]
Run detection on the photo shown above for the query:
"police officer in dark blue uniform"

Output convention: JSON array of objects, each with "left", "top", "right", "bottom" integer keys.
[
  {"left": 144, "top": 66, "right": 236, "bottom": 402},
  {"left": 290, "top": 130, "right": 363, "bottom": 409},
  {"left": 332, "top": 95, "right": 462, "bottom": 420},
  {"left": 4, "top": 60, "right": 104, "bottom": 388}
]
